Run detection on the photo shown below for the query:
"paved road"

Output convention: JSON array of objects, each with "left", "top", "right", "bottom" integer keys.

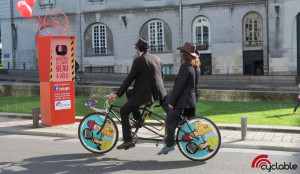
[{"left": 0, "top": 133, "right": 299, "bottom": 174}]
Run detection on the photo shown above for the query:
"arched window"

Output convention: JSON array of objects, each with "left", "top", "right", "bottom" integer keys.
[
  {"left": 243, "top": 12, "right": 263, "bottom": 48},
  {"left": 92, "top": 24, "right": 107, "bottom": 55},
  {"left": 148, "top": 20, "right": 164, "bottom": 52},
  {"left": 140, "top": 19, "right": 172, "bottom": 53},
  {"left": 84, "top": 23, "right": 113, "bottom": 56},
  {"left": 193, "top": 17, "right": 210, "bottom": 50}
]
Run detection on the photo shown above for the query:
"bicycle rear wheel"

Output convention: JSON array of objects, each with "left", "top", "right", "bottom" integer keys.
[
  {"left": 78, "top": 112, "right": 118, "bottom": 154},
  {"left": 75, "top": 72, "right": 86, "bottom": 85},
  {"left": 176, "top": 116, "right": 221, "bottom": 161}
]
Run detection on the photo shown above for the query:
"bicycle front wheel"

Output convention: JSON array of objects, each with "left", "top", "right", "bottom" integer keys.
[
  {"left": 78, "top": 112, "right": 118, "bottom": 154},
  {"left": 176, "top": 116, "right": 221, "bottom": 161}
]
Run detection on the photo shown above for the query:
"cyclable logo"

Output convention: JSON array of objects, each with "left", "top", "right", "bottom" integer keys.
[
  {"left": 252, "top": 154, "right": 298, "bottom": 172},
  {"left": 252, "top": 155, "right": 271, "bottom": 168}
]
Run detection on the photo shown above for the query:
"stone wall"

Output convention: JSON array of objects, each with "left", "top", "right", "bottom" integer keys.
[
  {"left": 199, "top": 90, "right": 297, "bottom": 102},
  {"left": 0, "top": 84, "right": 297, "bottom": 102}
]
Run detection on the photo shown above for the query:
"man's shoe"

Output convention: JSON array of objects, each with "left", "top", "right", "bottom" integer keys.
[
  {"left": 116, "top": 141, "right": 135, "bottom": 150},
  {"left": 131, "top": 122, "right": 139, "bottom": 129},
  {"left": 157, "top": 146, "right": 175, "bottom": 155}
]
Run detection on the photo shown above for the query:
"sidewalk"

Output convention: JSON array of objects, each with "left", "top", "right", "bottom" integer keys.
[{"left": 1, "top": 114, "right": 300, "bottom": 152}]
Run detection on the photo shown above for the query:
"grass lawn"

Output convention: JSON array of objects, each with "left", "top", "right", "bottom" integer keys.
[
  {"left": 0, "top": 96, "right": 299, "bottom": 127},
  {"left": 0, "top": 64, "right": 2, "bottom": 69}
]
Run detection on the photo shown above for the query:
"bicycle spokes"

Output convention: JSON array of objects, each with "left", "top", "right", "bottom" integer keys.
[
  {"left": 178, "top": 119, "right": 219, "bottom": 157},
  {"left": 80, "top": 115, "right": 116, "bottom": 151},
  {"left": 44, "top": 10, "right": 68, "bottom": 36}
]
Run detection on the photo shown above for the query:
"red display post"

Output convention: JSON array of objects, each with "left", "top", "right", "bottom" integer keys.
[{"left": 37, "top": 35, "right": 76, "bottom": 126}]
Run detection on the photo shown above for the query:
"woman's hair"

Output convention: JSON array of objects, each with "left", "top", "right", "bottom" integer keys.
[{"left": 181, "top": 51, "right": 201, "bottom": 68}]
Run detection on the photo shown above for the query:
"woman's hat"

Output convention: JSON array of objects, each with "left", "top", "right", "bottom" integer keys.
[
  {"left": 177, "top": 42, "right": 199, "bottom": 57},
  {"left": 135, "top": 38, "right": 148, "bottom": 49}
]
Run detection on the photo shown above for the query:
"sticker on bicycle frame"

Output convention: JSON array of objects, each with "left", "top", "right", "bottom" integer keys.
[
  {"left": 85, "top": 98, "right": 98, "bottom": 109},
  {"left": 179, "top": 120, "right": 219, "bottom": 158},
  {"left": 80, "top": 115, "right": 116, "bottom": 151}
]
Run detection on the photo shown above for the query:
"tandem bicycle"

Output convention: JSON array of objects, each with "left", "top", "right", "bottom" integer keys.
[{"left": 78, "top": 95, "right": 221, "bottom": 161}]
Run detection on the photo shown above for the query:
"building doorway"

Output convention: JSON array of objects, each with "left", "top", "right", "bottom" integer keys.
[
  {"left": 243, "top": 50, "right": 264, "bottom": 75},
  {"left": 199, "top": 53, "right": 212, "bottom": 75}
]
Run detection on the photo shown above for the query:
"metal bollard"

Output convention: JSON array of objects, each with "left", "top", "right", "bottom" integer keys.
[
  {"left": 32, "top": 107, "right": 40, "bottom": 128},
  {"left": 241, "top": 116, "right": 248, "bottom": 141}
]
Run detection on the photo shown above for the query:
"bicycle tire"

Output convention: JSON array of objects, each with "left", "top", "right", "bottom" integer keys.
[
  {"left": 78, "top": 112, "right": 118, "bottom": 154},
  {"left": 44, "top": 10, "right": 68, "bottom": 36},
  {"left": 176, "top": 116, "right": 221, "bottom": 161},
  {"left": 75, "top": 72, "right": 86, "bottom": 85}
]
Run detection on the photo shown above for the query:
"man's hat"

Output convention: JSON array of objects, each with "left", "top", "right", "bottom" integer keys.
[
  {"left": 135, "top": 38, "right": 148, "bottom": 49},
  {"left": 177, "top": 42, "right": 199, "bottom": 57}
]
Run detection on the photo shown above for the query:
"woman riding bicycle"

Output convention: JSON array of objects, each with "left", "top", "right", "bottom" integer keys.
[{"left": 158, "top": 42, "right": 201, "bottom": 155}]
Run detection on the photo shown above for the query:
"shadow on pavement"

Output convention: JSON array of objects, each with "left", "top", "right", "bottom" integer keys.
[{"left": 0, "top": 153, "right": 205, "bottom": 174}]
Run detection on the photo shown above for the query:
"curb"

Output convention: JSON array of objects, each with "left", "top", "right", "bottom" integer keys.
[
  {"left": 221, "top": 141, "right": 300, "bottom": 152},
  {"left": 0, "top": 129, "right": 78, "bottom": 138},
  {"left": 216, "top": 123, "right": 300, "bottom": 133},
  {"left": 1, "top": 113, "right": 300, "bottom": 133}
]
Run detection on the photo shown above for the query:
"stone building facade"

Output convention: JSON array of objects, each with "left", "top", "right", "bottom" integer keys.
[{"left": 0, "top": 0, "right": 300, "bottom": 76}]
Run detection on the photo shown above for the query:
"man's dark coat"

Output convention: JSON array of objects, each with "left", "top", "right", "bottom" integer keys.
[{"left": 116, "top": 52, "right": 167, "bottom": 105}]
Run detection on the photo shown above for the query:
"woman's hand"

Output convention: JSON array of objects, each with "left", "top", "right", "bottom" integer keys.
[{"left": 168, "top": 104, "right": 174, "bottom": 110}]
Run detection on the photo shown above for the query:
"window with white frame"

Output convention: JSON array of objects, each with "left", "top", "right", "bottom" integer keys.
[
  {"left": 148, "top": 20, "right": 164, "bottom": 52},
  {"left": 243, "top": 12, "right": 263, "bottom": 47},
  {"left": 92, "top": 24, "right": 107, "bottom": 55},
  {"left": 40, "top": 0, "right": 55, "bottom": 6},
  {"left": 193, "top": 17, "right": 210, "bottom": 50}
]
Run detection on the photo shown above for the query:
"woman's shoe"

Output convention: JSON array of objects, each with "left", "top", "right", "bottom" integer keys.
[
  {"left": 293, "top": 111, "right": 296, "bottom": 114},
  {"left": 157, "top": 146, "right": 175, "bottom": 155}
]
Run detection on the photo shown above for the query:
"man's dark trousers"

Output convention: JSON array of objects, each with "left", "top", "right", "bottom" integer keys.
[
  {"left": 125, "top": 89, "right": 141, "bottom": 121},
  {"left": 120, "top": 99, "right": 141, "bottom": 142}
]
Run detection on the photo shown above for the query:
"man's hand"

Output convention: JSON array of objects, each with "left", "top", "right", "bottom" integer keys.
[
  {"left": 168, "top": 104, "right": 174, "bottom": 110},
  {"left": 108, "top": 94, "right": 118, "bottom": 101}
]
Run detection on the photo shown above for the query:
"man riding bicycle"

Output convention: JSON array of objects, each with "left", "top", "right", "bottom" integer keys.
[{"left": 108, "top": 38, "right": 167, "bottom": 150}]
